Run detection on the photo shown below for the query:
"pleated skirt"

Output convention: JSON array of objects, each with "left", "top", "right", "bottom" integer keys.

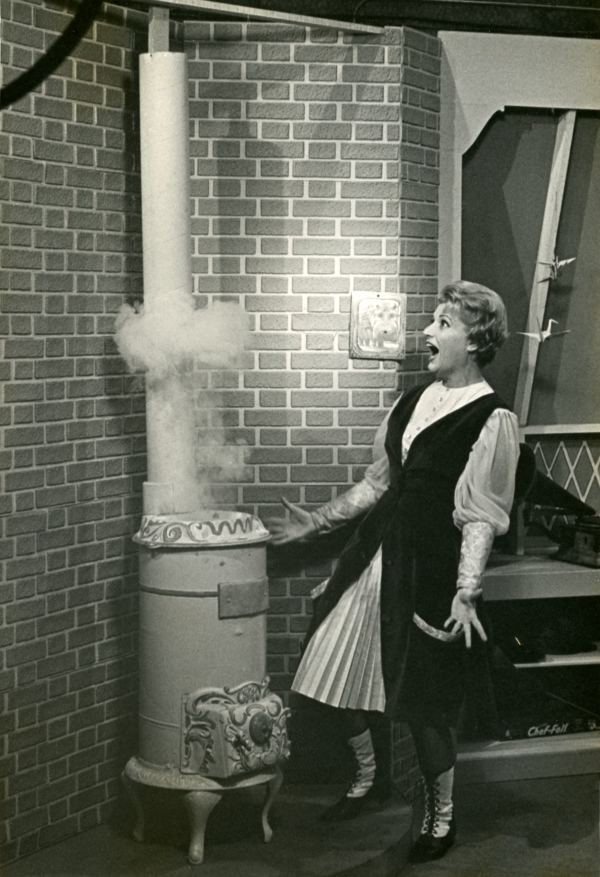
[{"left": 291, "top": 546, "right": 386, "bottom": 712}]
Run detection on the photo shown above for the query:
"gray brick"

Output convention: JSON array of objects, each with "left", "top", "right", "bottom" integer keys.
[
  {"left": 294, "top": 84, "right": 352, "bottom": 101},
  {"left": 245, "top": 295, "right": 303, "bottom": 312},
  {"left": 193, "top": 44, "right": 258, "bottom": 61},
  {"left": 33, "top": 140, "right": 74, "bottom": 164},
  {"left": 290, "top": 428, "right": 348, "bottom": 447},
  {"left": 247, "top": 103, "right": 304, "bottom": 120},
  {"left": 261, "top": 44, "right": 291, "bottom": 62},
  {"left": 341, "top": 181, "right": 399, "bottom": 199},
  {"left": 291, "top": 314, "right": 348, "bottom": 331},
  {"left": 249, "top": 332, "right": 301, "bottom": 350},
  {"left": 246, "top": 180, "right": 303, "bottom": 198},
  {"left": 342, "top": 104, "right": 400, "bottom": 122},
  {"left": 197, "top": 82, "right": 257, "bottom": 99},
  {"left": 35, "top": 186, "right": 74, "bottom": 207},
  {"left": 2, "top": 157, "right": 43, "bottom": 183},
  {"left": 292, "top": 160, "right": 350, "bottom": 179},
  {"left": 339, "top": 409, "right": 386, "bottom": 425},
  {"left": 291, "top": 391, "right": 348, "bottom": 407},
  {"left": 246, "top": 257, "right": 303, "bottom": 275},
  {"left": 343, "top": 65, "right": 401, "bottom": 83},
  {"left": 261, "top": 82, "right": 290, "bottom": 100},
  {"left": 246, "top": 63, "right": 304, "bottom": 82},
  {"left": 245, "top": 141, "right": 304, "bottom": 158},
  {"left": 341, "top": 219, "right": 398, "bottom": 237},
  {"left": 341, "top": 143, "right": 398, "bottom": 160},
  {"left": 245, "top": 219, "right": 303, "bottom": 236},
  {"left": 290, "top": 352, "right": 349, "bottom": 371},
  {"left": 6, "top": 639, "right": 46, "bottom": 667},
  {"left": 292, "top": 122, "right": 352, "bottom": 141},
  {"left": 33, "top": 316, "right": 75, "bottom": 335},
  {"left": 2, "top": 204, "right": 43, "bottom": 225},
  {"left": 293, "top": 239, "right": 350, "bottom": 256},
  {"left": 194, "top": 198, "right": 256, "bottom": 218},
  {"left": 190, "top": 120, "right": 258, "bottom": 143},
  {"left": 5, "top": 470, "right": 45, "bottom": 491},
  {"left": 308, "top": 64, "right": 338, "bottom": 83},
  {"left": 245, "top": 410, "right": 302, "bottom": 426},
  {"left": 291, "top": 277, "right": 349, "bottom": 293},
  {"left": 35, "top": 486, "right": 76, "bottom": 507},
  {"left": 4, "top": 426, "right": 45, "bottom": 446},
  {"left": 1, "top": 113, "right": 43, "bottom": 137},
  {"left": 245, "top": 23, "right": 304, "bottom": 42},
  {"left": 356, "top": 84, "right": 385, "bottom": 102},
  {"left": 4, "top": 382, "right": 44, "bottom": 402},
  {"left": 295, "top": 46, "right": 353, "bottom": 63},
  {"left": 33, "top": 95, "right": 73, "bottom": 120}
]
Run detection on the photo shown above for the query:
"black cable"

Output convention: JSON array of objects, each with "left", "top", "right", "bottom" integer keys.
[
  {"left": 0, "top": 0, "right": 105, "bottom": 110},
  {"left": 352, "top": 0, "right": 372, "bottom": 21}
]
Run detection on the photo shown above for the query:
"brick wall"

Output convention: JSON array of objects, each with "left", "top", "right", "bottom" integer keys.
[
  {"left": 0, "top": 1, "right": 150, "bottom": 861},
  {"left": 1, "top": 7, "right": 440, "bottom": 860}
]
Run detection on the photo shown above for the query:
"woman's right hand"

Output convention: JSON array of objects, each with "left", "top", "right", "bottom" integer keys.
[{"left": 267, "top": 497, "right": 318, "bottom": 545}]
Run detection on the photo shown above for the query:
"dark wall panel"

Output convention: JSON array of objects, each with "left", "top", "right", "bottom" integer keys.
[
  {"left": 462, "top": 108, "right": 556, "bottom": 407},
  {"left": 462, "top": 108, "right": 600, "bottom": 426},
  {"left": 530, "top": 113, "right": 600, "bottom": 426}
]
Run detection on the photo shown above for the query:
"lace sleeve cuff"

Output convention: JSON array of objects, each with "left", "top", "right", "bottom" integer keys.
[
  {"left": 311, "top": 479, "right": 379, "bottom": 533},
  {"left": 456, "top": 521, "right": 496, "bottom": 591}
]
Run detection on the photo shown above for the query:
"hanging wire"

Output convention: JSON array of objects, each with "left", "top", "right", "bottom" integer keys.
[
  {"left": 352, "top": 0, "right": 372, "bottom": 22},
  {"left": 1, "top": 0, "right": 104, "bottom": 110}
]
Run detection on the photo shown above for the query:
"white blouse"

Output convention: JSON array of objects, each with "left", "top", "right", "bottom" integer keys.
[{"left": 313, "top": 380, "right": 520, "bottom": 537}]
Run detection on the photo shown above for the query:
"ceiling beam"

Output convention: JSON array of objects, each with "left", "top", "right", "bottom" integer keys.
[
  {"left": 219, "top": 0, "right": 600, "bottom": 37},
  {"left": 132, "top": 0, "right": 384, "bottom": 32}
]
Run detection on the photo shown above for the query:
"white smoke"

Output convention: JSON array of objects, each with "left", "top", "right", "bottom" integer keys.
[
  {"left": 115, "top": 293, "right": 250, "bottom": 510},
  {"left": 115, "top": 290, "right": 246, "bottom": 377},
  {"left": 195, "top": 397, "right": 253, "bottom": 509}
]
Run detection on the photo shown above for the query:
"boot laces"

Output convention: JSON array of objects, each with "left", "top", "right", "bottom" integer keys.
[
  {"left": 423, "top": 780, "right": 441, "bottom": 834},
  {"left": 346, "top": 735, "right": 375, "bottom": 798}
]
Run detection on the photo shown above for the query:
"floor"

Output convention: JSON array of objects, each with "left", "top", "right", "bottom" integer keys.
[
  {"left": 3, "top": 774, "right": 598, "bottom": 877},
  {"left": 406, "top": 774, "right": 599, "bottom": 877}
]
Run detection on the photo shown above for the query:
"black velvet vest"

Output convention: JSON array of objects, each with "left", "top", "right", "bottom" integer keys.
[{"left": 305, "top": 382, "right": 510, "bottom": 713}]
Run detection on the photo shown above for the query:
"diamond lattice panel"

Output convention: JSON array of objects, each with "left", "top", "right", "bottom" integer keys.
[{"left": 528, "top": 436, "right": 600, "bottom": 514}]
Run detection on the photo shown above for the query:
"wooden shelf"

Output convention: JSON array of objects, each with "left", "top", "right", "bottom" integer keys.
[
  {"left": 458, "top": 731, "right": 600, "bottom": 783},
  {"left": 467, "top": 554, "right": 600, "bottom": 781},
  {"left": 515, "top": 643, "right": 600, "bottom": 668},
  {"left": 482, "top": 553, "right": 600, "bottom": 601}
]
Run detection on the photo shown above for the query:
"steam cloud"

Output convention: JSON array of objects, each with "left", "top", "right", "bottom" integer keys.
[
  {"left": 115, "top": 293, "right": 250, "bottom": 510},
  {"left": 115, "top": 290, "right": 246, "bottom": 377}
]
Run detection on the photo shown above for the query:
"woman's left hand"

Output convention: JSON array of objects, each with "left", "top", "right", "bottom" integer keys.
[{"left": 444, "top": 589, "right": 487, "bottom": 648}]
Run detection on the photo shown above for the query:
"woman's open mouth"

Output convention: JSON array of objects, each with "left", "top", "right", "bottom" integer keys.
[{"left": 426, "top": 341, "right": 439, "bottom": 362}]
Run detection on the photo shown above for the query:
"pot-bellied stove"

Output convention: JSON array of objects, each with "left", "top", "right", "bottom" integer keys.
[{"left": 122, "top": 510, "right": 289, "bottom": 864}]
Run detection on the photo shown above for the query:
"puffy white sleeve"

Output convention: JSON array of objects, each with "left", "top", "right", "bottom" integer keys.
[
  {"left": 310, "top": 402, "right": 394, "bottom": 532},
  {"left": 453, "top": 408, "right": 519, "bottom": 536}
]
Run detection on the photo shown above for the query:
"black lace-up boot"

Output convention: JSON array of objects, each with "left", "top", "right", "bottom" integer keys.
[{"left": 408, "top": 767, "right": 456, "bottom": 863}]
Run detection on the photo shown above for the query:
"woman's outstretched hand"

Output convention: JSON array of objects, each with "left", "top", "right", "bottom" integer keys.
[
  {"left": 444, "top": 588, "right": 487, "bottom": 648},
  {"left": 266, "top": 497, "right": 317, "bottom": 545}
]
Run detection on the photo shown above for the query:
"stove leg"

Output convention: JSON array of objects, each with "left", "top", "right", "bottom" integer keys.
[
  {"left": 184, "top": 788, "right": 222, "bottom": 865},
  {"left": 262, "top": 768, "right": 283, "bottom": 843},
  {"left": 121, "top": 771, "right": 144, "bottom": 843}
]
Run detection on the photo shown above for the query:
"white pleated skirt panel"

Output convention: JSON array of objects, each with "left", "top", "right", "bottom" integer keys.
[{"left": 291, "top": 546, "right": 385, "bottom": 712}]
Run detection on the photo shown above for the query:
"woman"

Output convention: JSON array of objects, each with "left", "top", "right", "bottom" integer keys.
[{"left": 269, "top": 281, "right": 519, "bottom": 864}]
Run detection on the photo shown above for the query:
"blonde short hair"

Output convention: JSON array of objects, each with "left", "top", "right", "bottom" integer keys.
[{"left": 438, "top": 280, "right": 508, "bottom": 366}]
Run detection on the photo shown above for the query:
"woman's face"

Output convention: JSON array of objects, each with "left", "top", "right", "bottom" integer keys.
[{"left": 423, "top": 303, "right": 477, "bottom": 383}]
